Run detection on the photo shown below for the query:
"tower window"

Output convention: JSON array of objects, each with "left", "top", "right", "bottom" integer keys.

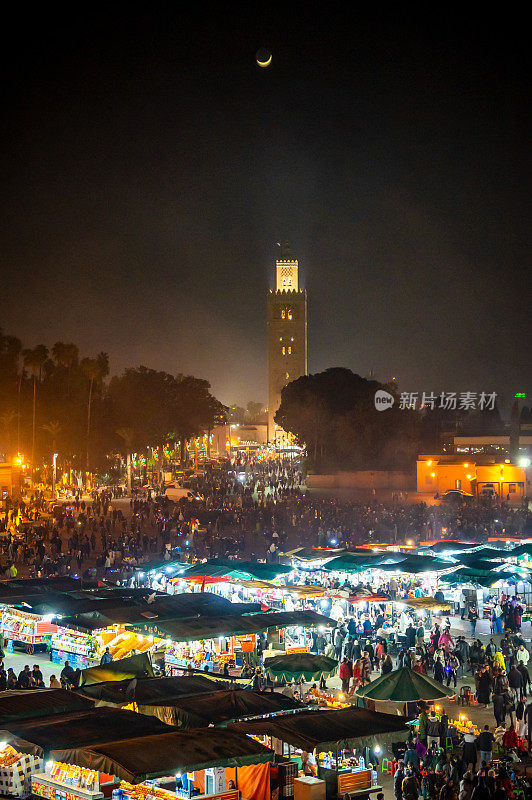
[
  {"left": 285, "top": 372, "right": 290, "bottom": 380},
  {"left": 282, "top": 346, "right": 286, "bottom": 355},
  {"left": 288, "top": 346, "right": 292, "bottom": 354},
  {"left": 281, "top": 309, "right": 285, "bottom": 319},
  {"left": 287, "top": 277, "right": 292, "bottom": 286},
  {"left": 287, "top": 309, "right": 292, "bottom": 320}
]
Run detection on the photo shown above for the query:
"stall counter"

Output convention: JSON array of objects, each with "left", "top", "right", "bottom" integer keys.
[{"left": 32, "top": 773, "right": 103, "bottom": 800}]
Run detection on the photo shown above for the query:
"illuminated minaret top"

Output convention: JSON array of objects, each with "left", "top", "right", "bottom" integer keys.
[
  {"left": 275, "top": 241, "right": 299, "bottom": 291},
  {"left": 276, "top": 258, "right": 299, "bottom": 291}
]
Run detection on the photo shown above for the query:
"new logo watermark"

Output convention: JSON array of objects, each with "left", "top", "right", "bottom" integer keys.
[
  {"left": 374, "top": 390, "right": 497, "bottom": 411},
  {"left": 374, "top": 390, "right": 395, "bottom": 411}
]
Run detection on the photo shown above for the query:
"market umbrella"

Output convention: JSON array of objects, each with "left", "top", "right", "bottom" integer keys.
[
  {"left": 355, "top": 667, "right": 455, "bottom": 702},
  {"left": 263, "top": 653, "right": 338, "bottom": 682}
]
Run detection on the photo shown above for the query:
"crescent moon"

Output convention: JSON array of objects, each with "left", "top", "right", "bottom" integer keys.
[{"left": 257, "top": 54, "right": 272, "bottom": 68}]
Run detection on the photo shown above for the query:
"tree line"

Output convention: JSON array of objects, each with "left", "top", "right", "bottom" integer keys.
[{"left": 0, "top": 329, "right": 226, "bottom": 483}]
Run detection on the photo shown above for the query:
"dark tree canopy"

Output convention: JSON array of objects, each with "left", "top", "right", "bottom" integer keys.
[{"left": 275, "top": 368, "right": 419, "bottom": 472}]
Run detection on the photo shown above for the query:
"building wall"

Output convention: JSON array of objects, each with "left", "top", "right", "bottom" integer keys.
[
  {"left": 417, "top": 456, "right": 526, "bottom": 500},
  {"left": 0, "top": 463, "right": 23, "bottom": 501},
  {"left": 211, "top": 424, "right": 268, "bottom": 456},
  {"left": 307, "top": 470, "right": 414, "bottom": 490}
]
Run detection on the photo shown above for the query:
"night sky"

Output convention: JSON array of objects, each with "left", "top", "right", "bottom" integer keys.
[{"left": 1, "top": 7, "right": 530, "bottom": 410}]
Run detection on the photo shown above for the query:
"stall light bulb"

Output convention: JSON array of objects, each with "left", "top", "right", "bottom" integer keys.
[
  {"left": 175, "top": 773, "right": 182, "bottom": 780},
  {"left": 339, "top": 694, "right": 344, "bottom": 701},
  {"left": 46, "top": 761, "right": 54, "bottom": 771},
  {"left": 0, "top": 742, "right": 7, "bottom": 751},
  {"left": 374, "top": 745, "right": 382, "bottom": 754}
]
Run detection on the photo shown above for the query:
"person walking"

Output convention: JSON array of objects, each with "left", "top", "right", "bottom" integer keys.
[
  {"left": 339, "top": 656, "right": 352, "bottom": 694},
  {"left": 468, "top": 607, "right": 479, "bottom": 638}
]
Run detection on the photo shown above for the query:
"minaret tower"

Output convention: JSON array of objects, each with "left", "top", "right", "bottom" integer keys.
[{"left": 267, "top": 243, "right": 308, "bottom": 446}]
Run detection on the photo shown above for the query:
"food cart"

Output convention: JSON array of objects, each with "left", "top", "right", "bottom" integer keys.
[{"left": 0, "top": 606, "right": 57, "bottom": 653}]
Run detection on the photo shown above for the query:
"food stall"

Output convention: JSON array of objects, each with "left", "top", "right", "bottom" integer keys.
[
  {"left": 229, "top": 707, "right": 409, "bottom": 800},
  {"left": 51, "top": 626, "right": 100, "bottom": 670},
  {"left": 51, "top": 624, "right": 153, "bottom": 670},
  {"left": 125, "top": 610, "right": 334, "bottom": 676},
  {"left": 0, "top": 606, "right": 57, "bottom": 652},
  {"left": 32, "top": 761, "right": 108, "bottom": 800},
  {"left": 0, "top": 708, "right": 179, "bottom": 800},
  {"left": 29, "top": 729, "right": 274, "bottom": 800},
  {"left": 0, "top": 742, "right": 43, "bottom": 797}
]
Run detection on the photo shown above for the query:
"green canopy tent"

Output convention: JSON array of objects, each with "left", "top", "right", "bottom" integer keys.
[
  {"left": 263, "top": 654, "right": 338, "bottom": 682},
  {"left": 282, "top": 548, "right": 346, "bottom": 563},
  {"left": 439, "top": 569, "right": 498, "bottom": 588},
  {"left": 0, "top": 708, "right": 176, "bottom": 758},
  {"left": 46, "top": 729, "right": 274, "bottom": 782},
  {"left": 323, "top": 553, "right": 404, "bottom": 573},
  {"left": 229, "top": 706, "right": 410, "bottom": 751},
  {"left": 428, "top": 541, "right": 478, "bottom": 554},
  {"left": 355, "top": 668, "right": 455, "bottom": 702},
  {"left": 375, "top": 555, "right": 453, "bottom": 573},
  {"left": 180, "top": 559, "right": 292, "bottom": 581},
  {"left": 456, "top": 547, "right": 504, "bottom": 564},
  {"left": 508, "top": 543, "right": 532, "bottom": 559},
  {"left": 126, "top": 610, "right": 334, "bottom": 642},
  {"left": 0, "top": 689, "right": 93, "bottom": 723},
  {"left": 138, "top": 689, "right": 304, "bottom": 728}
]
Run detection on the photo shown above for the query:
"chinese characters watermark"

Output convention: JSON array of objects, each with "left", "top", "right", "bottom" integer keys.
[
  {"left": 374, "top": 390, "right": 498, "bottom": 411},
  {"left": 398, "top": 391, "right": 497, "bottom": 411}
]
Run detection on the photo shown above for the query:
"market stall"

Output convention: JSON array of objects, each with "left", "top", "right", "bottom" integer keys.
[
  {"left": 355, "top": 667, "right": 455, "bottom": 716},
  {"left": 53, "top": 593, "right": 265, "bottom": 669},
  {"left": 30, "top": 728, "right": 274, "bottom": 800},
  {"left": 0, "top": 707, "right": 177, "bottom": 800},
  {"left": 0, "top": 606, "right": 57, "bottom": 653},
  {"left": 125, "top": 610, "right": 333, "bottom": 675},
  {"left": 229, "top": 707, "right": 409, "bottom": 800},
  {"left": 0, "top": 741, "right": 43, "bottom": 797}
]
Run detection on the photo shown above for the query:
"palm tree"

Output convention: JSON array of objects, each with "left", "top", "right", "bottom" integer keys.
[
  {"left": 0, "top": 409, "right": 16, "bottom": 460},
  {"left": 116, "top": 427, "right": 135, "bottom": 490},
  {"left": 81, "top": 354, "right": 109, "bottom": 476},
  {"left": 22, "top": 345, "right": 48, "bottom": 479},
  {"left": 52, "top": 342, "right": 79, "bottom": 398},
  {"left": 42, "top": 421, "right": 61, "bottom": 492}
]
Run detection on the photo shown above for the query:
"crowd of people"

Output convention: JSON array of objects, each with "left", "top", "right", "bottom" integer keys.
[
  {"left": 0, "top": 455, "right": 530, "bottom": 581},
  {"left": 395, "top": 725, "right": 526, "bottom": 800}
]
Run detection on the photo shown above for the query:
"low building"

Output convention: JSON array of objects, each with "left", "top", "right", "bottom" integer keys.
[
  {"left": 0, "top": 460, "right": 23, "bottom": 503},
  {"left": 211, "top": 423, "right": 269, "bottom": 456},
  {"left": 417, "top": 454, "right": 527, "bottom": 501}
]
